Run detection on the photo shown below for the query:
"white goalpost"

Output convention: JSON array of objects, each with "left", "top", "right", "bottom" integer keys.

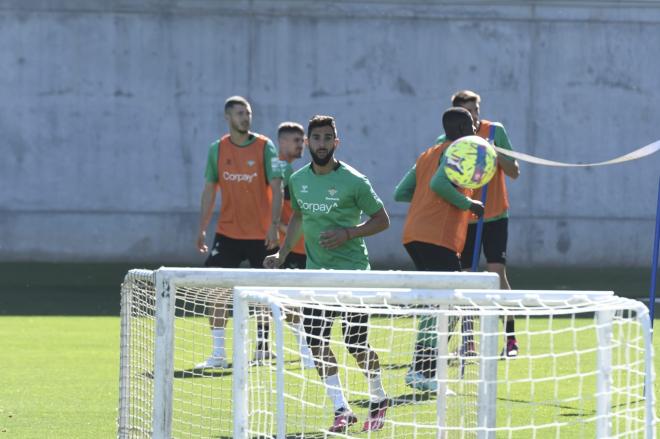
[{"left": 118, "top": 267, "right": 656, "bottom": 438}]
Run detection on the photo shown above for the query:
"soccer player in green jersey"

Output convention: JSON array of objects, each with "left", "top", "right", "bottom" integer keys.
[{"left": 264, "top": 115, "right": 391, "bottom": 433}]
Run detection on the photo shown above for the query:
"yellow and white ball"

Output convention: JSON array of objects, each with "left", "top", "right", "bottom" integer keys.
[{"left": 443, "top": 135, "right": 497, "bottom": 189}]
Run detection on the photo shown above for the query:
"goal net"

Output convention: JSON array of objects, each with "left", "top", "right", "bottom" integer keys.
[{"left": 118, "top": 267, "right": 656, "bottom": 439}]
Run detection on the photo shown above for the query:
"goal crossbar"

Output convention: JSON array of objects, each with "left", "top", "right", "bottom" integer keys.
[{"left": 233, "top": 286, "right": 617, "bottom": 307}]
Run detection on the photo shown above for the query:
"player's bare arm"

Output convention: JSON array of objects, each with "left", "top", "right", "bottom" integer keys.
[
  {"left": 498, "top": 155, "right": 520, "bottom": 179},
  {"left": 264, "top": 209, "right": 303, "bottom": 268},
  {"left": 319, "top": 207, "right": 390, "bottom": 250},
  {"left": 197, "top": 181, "right": 218, "bottom": 253},
  {"left": 266, "top": 177, "right": 284, "bottom": 249}
]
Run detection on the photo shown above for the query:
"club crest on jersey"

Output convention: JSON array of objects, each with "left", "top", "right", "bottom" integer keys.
[
  {"left": 247, "top": 160, "right": 256, "bottom": 167},
  {"left": 300, "top": 185, "right": 309, "bottom": 193},
  {"left": 326, "top": 187, "right": 339, "bottom": 201}
]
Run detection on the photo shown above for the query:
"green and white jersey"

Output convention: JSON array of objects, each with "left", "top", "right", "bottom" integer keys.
[
  {"left": 289, "top": 162, "right": 384, "bottom": 270},
  {"left": 282, "top": 160, "right": 294, "bottom": 187}
]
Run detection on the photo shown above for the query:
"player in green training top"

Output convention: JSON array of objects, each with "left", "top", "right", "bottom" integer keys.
[{"left": 264, "top": 115, "right": 391, "bottom": 433}]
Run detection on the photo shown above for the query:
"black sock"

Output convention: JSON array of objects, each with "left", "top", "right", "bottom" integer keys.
[{"left": 506, "top": 318, "right": 515, "bottom": 340}]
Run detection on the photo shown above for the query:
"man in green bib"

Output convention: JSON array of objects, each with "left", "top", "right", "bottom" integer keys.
[{"left": 264, "top": 115, "right": 390, "bottom": 433}]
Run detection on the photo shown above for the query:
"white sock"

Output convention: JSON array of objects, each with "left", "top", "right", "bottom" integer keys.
[
  {"left": 324, "top": 374, "right": 349, "bottom": 411},
  {"left": 292, "top": 322, "right": 312, "bottom": 356},
  {"left": 368, "top": 372, "right": 387, "bottom": 402},
  {"left": 211, "top": 328, "right": 226, "bottom": 358}
]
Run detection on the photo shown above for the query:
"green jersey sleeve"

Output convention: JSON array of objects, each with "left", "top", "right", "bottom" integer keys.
[
  {"left": 355, "top": 176, "right": 384, "bottom": 216},
  {"left": 430, "top": 155, "right": 472, "bottom": 210},
  {"left": 493, "top": 124, "right": 513, "bottom": 150},
  {"left": 282, "top": 161, "right": 294, "bottom": 187},
  {"left": 494, "top": 123, "right": 515, "bottom": 161},
  {"left": 263, "top": 139, "right": 285, "bottom": 182},
  {"left": 204, "top": 141, "right": 220, "bottom": 183},
  {"left": 394, "top": 165, "right": 417, "bottom": 202},
  {"left": 290, "top": 178, "right": 301, "bottom": 212}
]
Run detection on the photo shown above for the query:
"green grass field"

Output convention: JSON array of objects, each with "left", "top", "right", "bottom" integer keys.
[{"left": 0, "top": 263, "right": 658, "bottom": 438}]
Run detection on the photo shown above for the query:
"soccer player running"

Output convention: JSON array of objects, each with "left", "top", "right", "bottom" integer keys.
[
  {"left": 275, "top": 121, "right": 315, "bottom": 369},
  {"left": 264, "top": 115, "right": 391, "bottom": 433},
  {"left": 437, "top": 90, "right": 521, "bottom": 357},
  {"left": 394, "top": 107, "right": 484, "bottom": 392},
  {"left": 195, "top": 96, "right": 284, "bottom": 369}
]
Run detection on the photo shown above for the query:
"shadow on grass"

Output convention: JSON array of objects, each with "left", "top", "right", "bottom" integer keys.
[
  {"left": 172, "top": 359, "right": 308, "bottom": 379},
  {"left": 173, "top": 367, "right": 235, "bottom": 379},
  {"left": 496, "top": 396, "right": 597, "bottom": 416},
  {"left": 350, "top": 391, "right": 434, "bottom": 409},
  {"left": 381, "top": 362, "right": 410, "bottom": 371}
]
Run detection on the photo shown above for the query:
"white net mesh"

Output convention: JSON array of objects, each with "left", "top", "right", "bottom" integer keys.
[
  {"left": 118, "top": 269, "right": 656, "bottom": 439},
  {"left": 236, "top": 294, "right": 484, "bottom": 438},
  {"left": 118, "top": 270, "right": 157, "bottom": 438}
]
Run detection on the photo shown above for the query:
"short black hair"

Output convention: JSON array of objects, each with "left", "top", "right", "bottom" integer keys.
[
  {"left": 442, "top": 107, "right": 474, "bottom": 141},
  {"left": 224, "top": 96, "right": 250, "bottom": 112},
  {"left": 277, "top": 121, "right": 305, "bottom": 138},
  {"left": 307, "top": 115, "right": 337, "bottom": 138}
]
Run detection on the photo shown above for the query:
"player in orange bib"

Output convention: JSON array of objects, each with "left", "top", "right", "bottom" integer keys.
[
  {"left": 395, "top": 107, "right": 484, "bottom": 392},
  {"left": 194, "top": 96, "right": 285, "bottom": 369},
  {"left": 438, "top": 90, "right": 521, "bottom": 357}
]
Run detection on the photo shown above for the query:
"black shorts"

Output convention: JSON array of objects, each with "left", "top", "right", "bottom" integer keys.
[
  {"left": 205, "top": 234, "right": 278, "bottom": 268},
  {"left": 281, "top": 252, "right": 307, "bottom": 269},
  {"left": 404, "top": 241, "right": 462, "bottom": 272},
  {"left": 460, "top": 217, "right": 508, "bottom": 268},
  {"left": 303, "top": 307, "right": 369, "bottom": 353}
]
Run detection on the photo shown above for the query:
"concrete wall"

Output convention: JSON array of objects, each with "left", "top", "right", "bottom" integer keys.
[{"left": 1, "top": 0, "right": 659, "bottom": 267}]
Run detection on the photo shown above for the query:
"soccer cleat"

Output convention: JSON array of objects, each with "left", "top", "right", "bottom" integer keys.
[
  {"left": 502, "top": 339, "right": 519, "bottom": 358},
  {"left": 328, "top": 407, "right": 358, "bottom": 433},
  {"left": 252, "top": 350, "right": 276, "bottom": 366},
  {"left": 404, "top": 370, "right": 455, "bottom": 395},
  {"left": 194, "top": 356, "right": 228, "bottom": 369},
  {"left": 362, "top": 398, "right": 390, "bottom": 432}
]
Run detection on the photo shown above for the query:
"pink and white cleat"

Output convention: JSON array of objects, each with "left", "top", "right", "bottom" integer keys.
[
  {"left": 362, "top": 398, "right": 390, "bottom": 432},
  {"left": 328, "top": 408, "right": 358, "bottom": 433},
  {"left": 502, "top": 338, "right": 519, "bottom": 358}
]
